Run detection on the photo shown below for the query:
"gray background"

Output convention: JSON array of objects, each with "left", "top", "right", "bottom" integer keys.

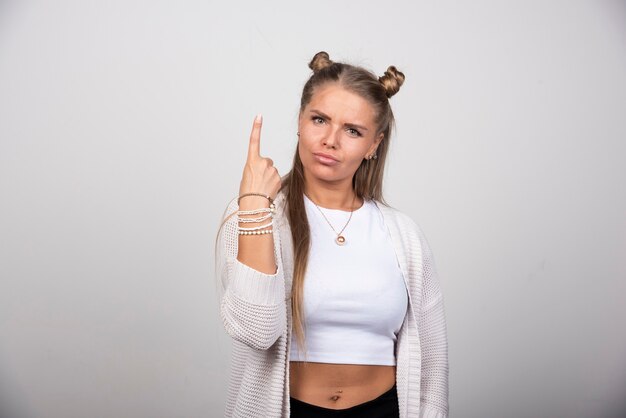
[{"left": 1, "top": 0, "right": 625, "bottom": 417}]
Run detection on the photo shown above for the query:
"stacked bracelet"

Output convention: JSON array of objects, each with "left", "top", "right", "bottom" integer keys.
[{"left": 237, "top": 201, "right": 274, "bottom": 236}]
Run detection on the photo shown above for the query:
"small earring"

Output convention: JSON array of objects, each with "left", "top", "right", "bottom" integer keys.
[{"left": 297, "top": 132, "right": 300, "bottom": 136}]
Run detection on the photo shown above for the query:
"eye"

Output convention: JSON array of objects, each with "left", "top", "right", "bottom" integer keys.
[
  {"left": 346, "top": 127, "right": 362, "bottom": 137},
  {"left": 312, "top": 116, "right": 325, "bottom": 124}
]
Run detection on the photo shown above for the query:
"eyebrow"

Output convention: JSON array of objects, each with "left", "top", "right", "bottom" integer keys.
[{"left": 310, "top": 109, "right": 369, "bottom": 132}]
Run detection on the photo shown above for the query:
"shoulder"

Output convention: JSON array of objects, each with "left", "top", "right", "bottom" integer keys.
[
  {"left": 371, "top": 200, "right": 432, "bottom": 249},
  {"left": 372, "top": 200, "right": 419, "bottom": 230}
]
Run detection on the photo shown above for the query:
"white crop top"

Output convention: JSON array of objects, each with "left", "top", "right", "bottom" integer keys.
[{"left": 289, "top": 195, "right": 408, "bottom": 366}]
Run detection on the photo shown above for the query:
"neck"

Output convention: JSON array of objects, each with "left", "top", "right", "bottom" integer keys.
[{"left": 303, "top": 176, "right": 362, "bottom": 211}]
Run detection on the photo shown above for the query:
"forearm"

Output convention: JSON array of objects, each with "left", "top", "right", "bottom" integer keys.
[
  {"left": 218, "top": 195, "right": 285, "bottom": 350},
  {"left": 416, "top": 224, "right": 449, "bottom": 415},
  {"left": 419, "top": 297, "right": 449, "bottom": 416},
  {"left": 220, "top": 259, "right": 286, "bottom": 349},
  {"left": 236, "top": 196, "right": 277, "bottom": 275}
]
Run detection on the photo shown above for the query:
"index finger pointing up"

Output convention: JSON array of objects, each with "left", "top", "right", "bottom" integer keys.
[{"left": 247, "top": 114, "right": 263, "bottom": 161}]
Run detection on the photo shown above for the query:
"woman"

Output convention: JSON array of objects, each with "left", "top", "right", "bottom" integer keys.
[{"left": 216, "top": 51, "right": 448, "bottom": 418}]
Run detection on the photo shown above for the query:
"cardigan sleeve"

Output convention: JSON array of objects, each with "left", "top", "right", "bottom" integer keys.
[
  {"left": 215, "top": 198, "right": 286, "bottom": 351},
  {"left": 416, "top": 226, "right": 449, "bottom": 417}
]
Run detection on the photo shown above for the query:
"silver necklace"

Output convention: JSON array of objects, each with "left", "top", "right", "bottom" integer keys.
[{"left": 306, "top": 194, "right": 357, "bottom": 246}]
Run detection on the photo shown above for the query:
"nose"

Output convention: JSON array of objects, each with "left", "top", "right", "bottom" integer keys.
[{"left": 323, "top": 126, "right": 340, "bottom": 149}]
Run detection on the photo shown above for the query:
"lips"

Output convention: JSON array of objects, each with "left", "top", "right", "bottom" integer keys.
[{"left": 313, "top": 152, "right": 340, "bottom": 165}]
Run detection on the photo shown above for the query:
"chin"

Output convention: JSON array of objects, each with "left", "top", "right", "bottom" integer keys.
[{"left": 303, "top": 162, "right": 350, "bottom": 184}]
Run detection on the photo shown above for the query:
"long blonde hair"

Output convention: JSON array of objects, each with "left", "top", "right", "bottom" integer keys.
[{"left": 284, "top": 51, "right": 405, "bottom": 352}]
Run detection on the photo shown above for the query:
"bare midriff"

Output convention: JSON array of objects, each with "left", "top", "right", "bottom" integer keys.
[{"left": 289, "top": 362, "right": 396, "bottom": 409}]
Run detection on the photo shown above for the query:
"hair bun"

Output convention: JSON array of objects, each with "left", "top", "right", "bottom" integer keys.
[
  {"left": 379, "top": 65, "right": 405, "bottom": 98},
  {"left": 309, "top": 51, "right": 334, "bottom": 73}
]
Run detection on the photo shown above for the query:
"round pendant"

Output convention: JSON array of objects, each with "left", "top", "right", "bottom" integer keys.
[{"left": 335, "top": 235, "right": 346, "bottom": 246}]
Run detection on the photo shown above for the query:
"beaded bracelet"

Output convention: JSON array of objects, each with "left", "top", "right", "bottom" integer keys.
[
  {"left": 237, "top": 221, "right": 273, "bottom": 232},
  {"left": 238, "top": 193, "right": 274, "bottom": 206},
  {"left": 238, "top": 207, "right": 274, "bottom": 216},
  {"left": 238, "top": 228, "right": 273, "bottom": 236},
  {"left": 237, "top": 213, "right": 272, "bottom": 223}
]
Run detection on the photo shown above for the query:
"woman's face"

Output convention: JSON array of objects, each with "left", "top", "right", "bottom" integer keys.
[{"left": 298, "top": 83, "right": 383, "bottom": 189}]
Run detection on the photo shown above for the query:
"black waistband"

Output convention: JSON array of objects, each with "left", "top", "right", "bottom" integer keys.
[{"left": 289, "top": 383, "right": 398, "bottom": 414}]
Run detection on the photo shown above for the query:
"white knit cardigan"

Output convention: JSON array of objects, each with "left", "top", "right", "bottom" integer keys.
[{"left": 217, "top": 191, "right": 449, "bottom": 418}]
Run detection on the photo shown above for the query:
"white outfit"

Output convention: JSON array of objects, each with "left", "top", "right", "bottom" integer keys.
[
  {"left": 289, "top": 195, "right": 408, "bottom": 366},
  {"left": 217, "top": 191, "right": 449, "bottom": 417}
]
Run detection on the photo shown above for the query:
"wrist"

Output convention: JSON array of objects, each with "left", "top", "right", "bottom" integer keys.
[
  {"left": 238, "top": 196, "right": 271, "bottom": 211},
  {"left": 238, "top": 192, "right": 273, "bottom": 206}
]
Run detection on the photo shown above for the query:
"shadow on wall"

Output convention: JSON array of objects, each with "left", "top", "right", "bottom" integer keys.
[{"left": 0, "top": 362, "right": 37, "bottom": 418}]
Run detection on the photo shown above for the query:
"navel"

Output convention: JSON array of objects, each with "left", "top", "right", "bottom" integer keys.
[{"left": 329, "top": 389, "right": 343, "bottom": 402}]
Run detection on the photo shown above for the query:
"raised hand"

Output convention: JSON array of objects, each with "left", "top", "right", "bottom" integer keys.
[{"left": 239, "top": 114, "right": 282, "bottom": 205}]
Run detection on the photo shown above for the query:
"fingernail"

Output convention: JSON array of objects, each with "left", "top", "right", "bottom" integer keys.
[{"left": 255, "top": 114, "right": 263, "bottom": 123}]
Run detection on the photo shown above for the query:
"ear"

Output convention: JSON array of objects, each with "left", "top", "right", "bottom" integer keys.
[
  {"left": 297, "top": 111, "right": 304, "bottom": 135},
  {"left": 367, "top": 132, "right": 384, "bottom": 155}
]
